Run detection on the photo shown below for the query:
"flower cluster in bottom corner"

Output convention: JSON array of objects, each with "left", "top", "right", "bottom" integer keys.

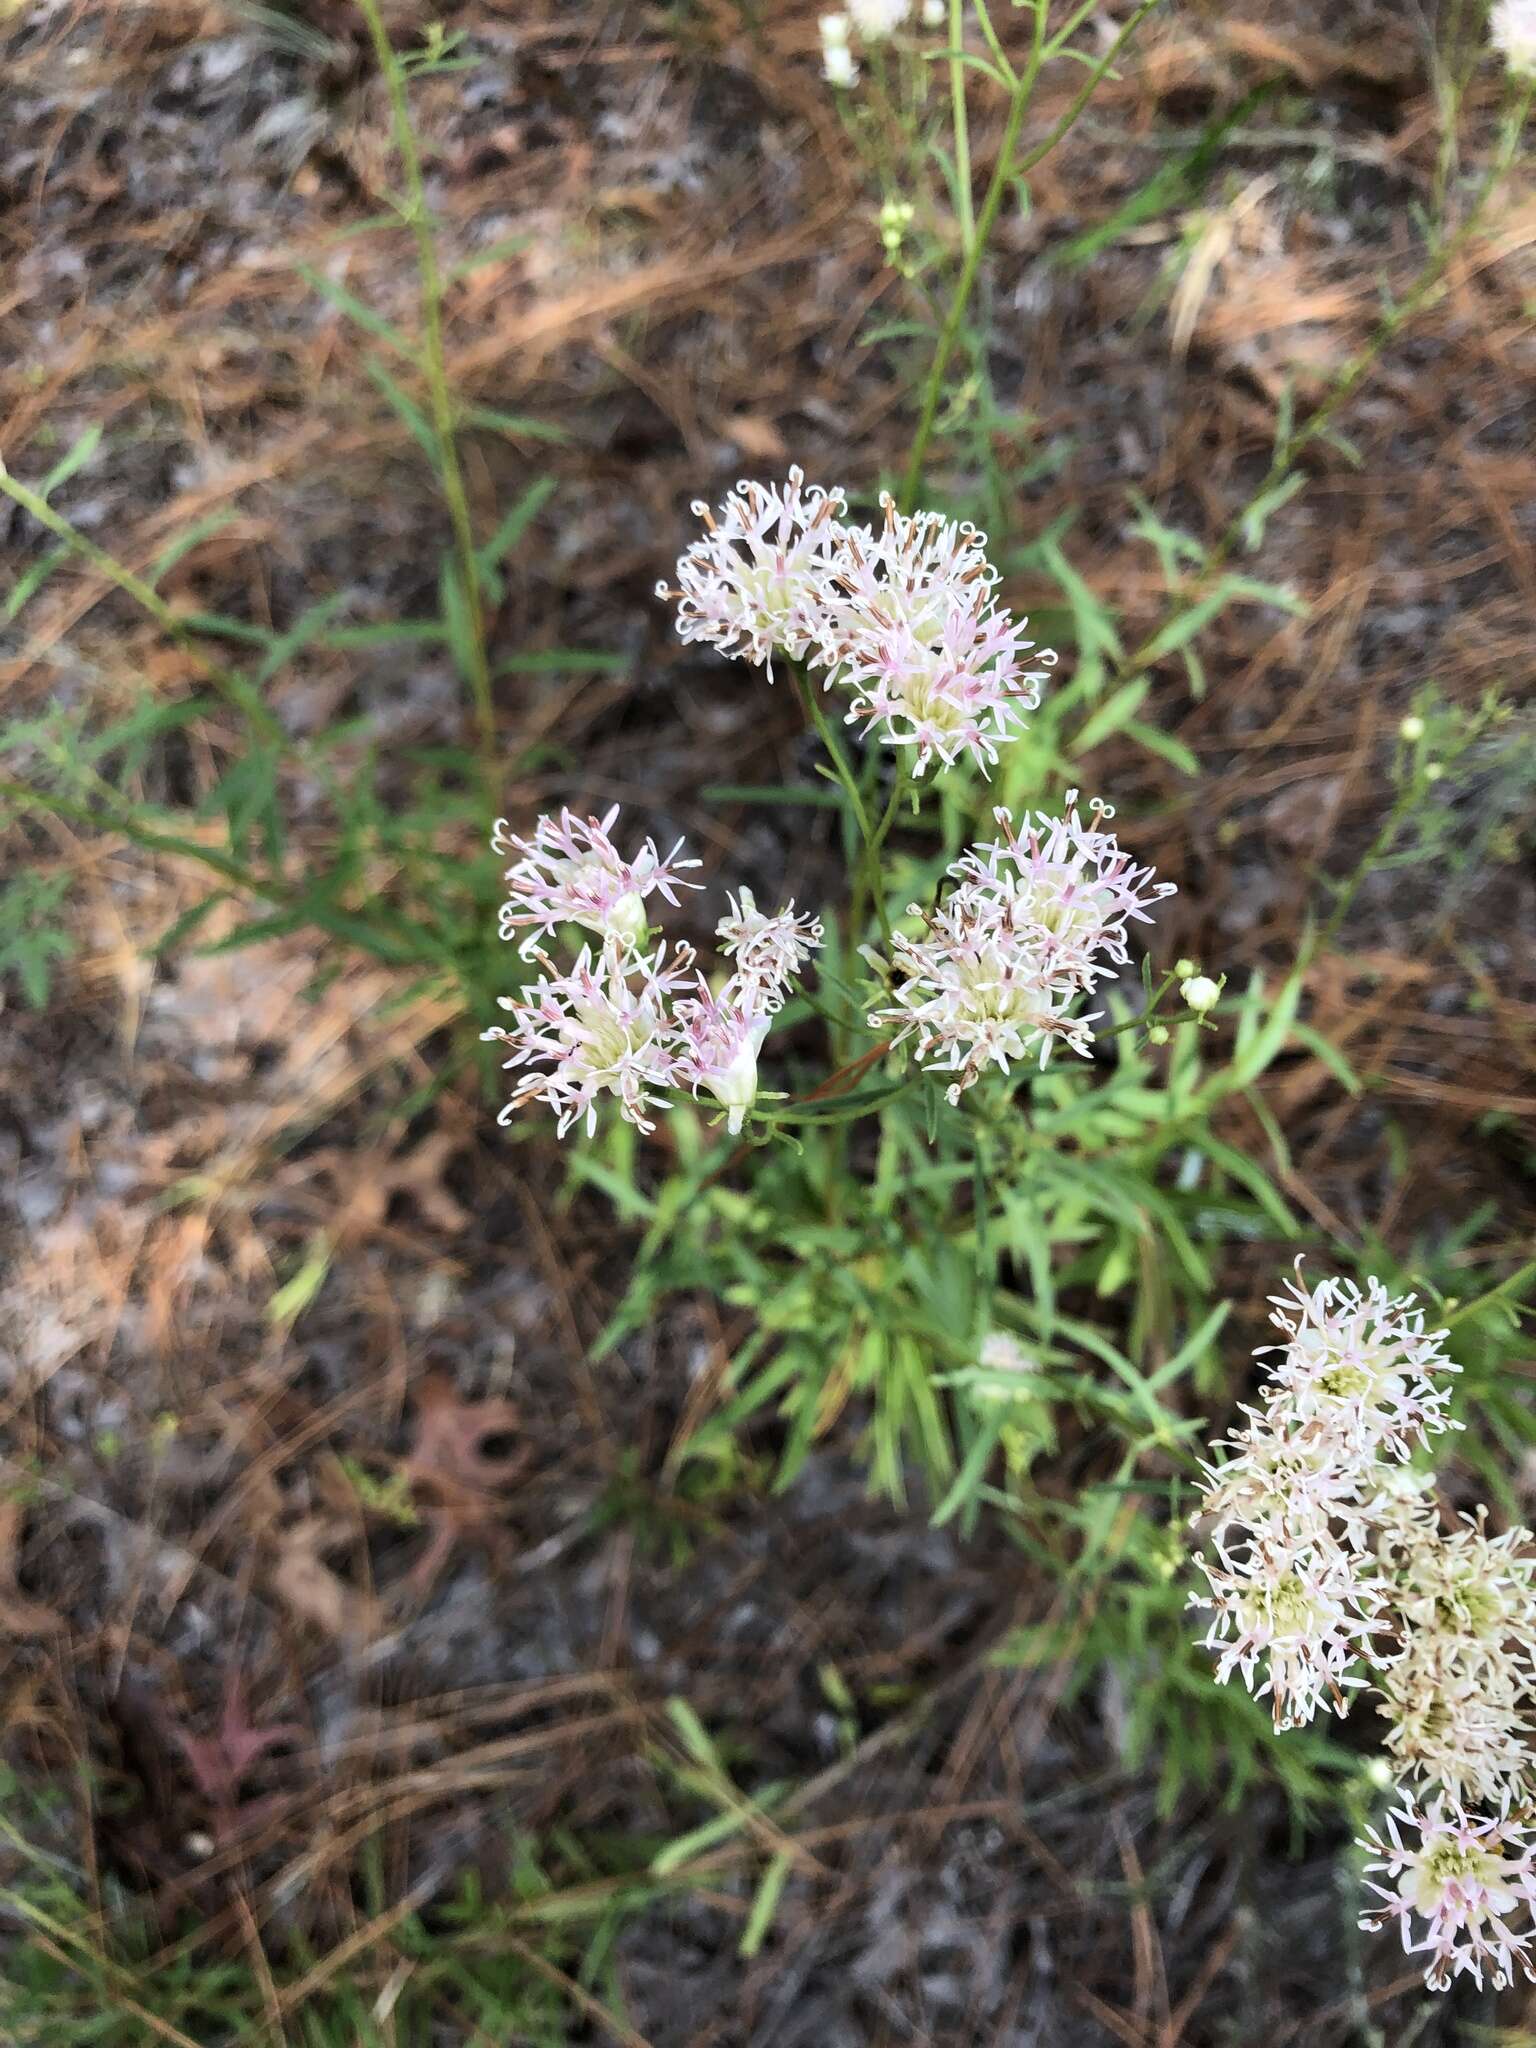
[
  {"left": 484, "top": 805, "right": 822, "bottom": 1139},
  {"left": 1189, "top": 1262, "right": 1536, "bottom": 1992}
]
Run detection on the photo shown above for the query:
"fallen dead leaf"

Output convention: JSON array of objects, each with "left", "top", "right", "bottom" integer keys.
[
  {"left": 401, "top": 1373, "right": 528, "bottom": 1594},
  {"left": 268, "top": 1516, "right": 380, "bottom": 1642}
]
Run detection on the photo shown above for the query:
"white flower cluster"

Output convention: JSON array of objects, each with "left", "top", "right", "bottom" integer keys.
[
  {"left": 484, "top": 808, "right": 822, "bottom": 1138},
  {"left": 867, "top": 792, "right": 1175, "bottom": 1100},
  {"left": 1191, "top": 1266, "right": 1536, "bottom": 1991},
  {"left": 1491, "top": 0, "right": 1536, "bottom": 74},
  {"left": 662, "top": 471, "right": 1058, "bottom": 779},
  {"left": 819, "top": 1, "right": 943, "bottom": 85}
]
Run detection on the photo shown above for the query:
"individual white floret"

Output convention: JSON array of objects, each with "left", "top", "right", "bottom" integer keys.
[
  {"left": 849, "top": 0, "right": 910, "bottom": 36},
  {"left": 1381, "top": 1632, "right": 1535, "bottom": 1809},
  {"left": 495, "top": 806, "right": 701, "bottom": 958},
  {"left": 969, "top": 1330, "right": 1040, "bottom": 1404},
  {"left": 1191, "top": 1528, "right": 1377, "bottom": 1730},
  {"left": 1391, "top": 1511, "right": 1536, "bottom": 1689},
  {"left": 823, "top": 39, "right": 859, "bottom": 86},
  {"left": 672, "top": 981, "right": 773, "bottom": 1135}
]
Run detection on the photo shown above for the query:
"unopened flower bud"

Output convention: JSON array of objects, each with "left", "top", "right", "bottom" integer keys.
[
  {"left": 1399, "top": 713, "right": 1425, "bottom": 742},
  {"left": 1174, "top": 958, "right": 1197, "bottom": 980},
  {"left": 1424, "top": 761, "right": 1445, "bottom": 783},
  {"left": 1147, "top": 1022, "right": 1169, "bottom": 1045},
  {"left": 1181, "top": 975, "right": 1221, "bottom": 1012},
  {"left": 922, "top": 0, "right": 946, "bottom": 24}
]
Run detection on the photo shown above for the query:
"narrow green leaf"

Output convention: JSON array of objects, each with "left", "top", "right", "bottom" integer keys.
[
  {"left": 739, "top": 1852, "right": 793, "bottom": 1958},
  {"left": 298, "top": 264, "right": 414, "bottom": 357},
  {"left": 39, "top": 425, "right": 102, "bottom": 501},
  {"left": 365, "top": 356, "right": 439, "bottom": 467}
]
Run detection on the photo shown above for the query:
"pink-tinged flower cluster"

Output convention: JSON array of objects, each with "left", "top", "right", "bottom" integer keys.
[
  {"left": 1196, "top": 1531, "right": 1377, "bottom": 1730},
  {"left": 867, "top": 792, "right": 1174, "bottom": 1101},
  {"left": 715, "top": 889, "right": 823, "bottom": 1016},
  {"left": 489, "top": 939, "right": 694, "bottom": 1138},
  {"left": 494, "top": 806, "right": 701, "bottom": 958},
  {"left": 486, "top": 811, "right": 822, "bottom": 1138},
  {"left": 1261, "top": 1270, "right": 1458, "bottom": 1464},
  {"left": 1192, "top": 1264, "right": 1536, "bottom": 1992},
  {"left": 1190, "top": 1268, "right": 1460, "bottom": 1733},
  {"left": 1360, "top": 1800, "right": 1536, "bottom": 1991},
  {"left": 811, "top": 499, "right": 1055, "bottom": 777},
  {"left": 660, "top": 468, "right": 849, "bottom": 673},
  {"left": 1491, "top": 0, "right": 1536, "bottom": 74},
  {"left": 663, "top": 476, "right": 1058, "bottom": 779}
]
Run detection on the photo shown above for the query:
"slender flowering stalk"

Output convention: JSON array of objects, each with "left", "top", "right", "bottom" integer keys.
[
  {"left": 869, "top": 793, "right": 1173, "bottom": 1100},
  {"left": 495, "top": 806, "right": 701, "bottom": 958},
  {"left": 1360, "top": 1799, "right": 1536, "bottom": 1991}
]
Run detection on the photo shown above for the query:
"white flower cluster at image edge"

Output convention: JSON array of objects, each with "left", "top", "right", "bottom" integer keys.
[{"left": 1190, "top": 1266, "right": 1536, "bottom": 1992}]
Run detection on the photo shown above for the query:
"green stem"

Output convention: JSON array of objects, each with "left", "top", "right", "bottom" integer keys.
[
  {"left": 794, "top": 671, "right": 897, "bottom": 952},
  {"left": 355, "top": 0, "right": 496, "bottom": 770},
  {"left": 0, "top": 469, "right": 283, "bottom": 745},
  {"left": 848, "top": 764, "right": 908, "bottom": 955},
  {"left": 950, "top": 0, "right": 976, "bottom": 251},
  {"left": 901, "top": 0, "right": 1164, "bottom": 510},
  {"left": 1441, "top": 1259, "right": 1536, "bottom": 1331}
]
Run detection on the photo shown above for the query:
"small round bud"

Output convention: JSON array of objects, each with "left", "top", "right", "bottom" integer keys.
[
  {"left": 1147, "top": 1022, "right": 1169, "bottom": 1046},
  {"left": 1181, "top": 975, "right": 1221, "bottom": 1013},
  {"left": 1174, "top": 958, "right": 1197, "bottom": 980},
  {"left": 922, "top": 0, "right": 946, "bottom": 22},
  {"left": 1424, "top": 761, "right": 1445, "bottom": 783},
  {"left": 1398, "top": 713, "right": 1425, "bottom": 742}
]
